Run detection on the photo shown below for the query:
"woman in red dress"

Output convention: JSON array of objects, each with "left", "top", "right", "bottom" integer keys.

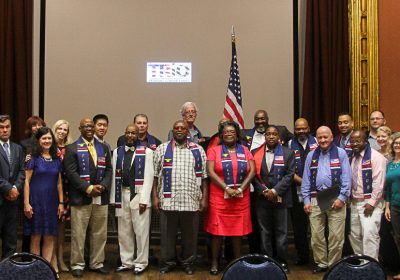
[
  {"left": 205, "top": 121, "right": 255, "bottom": 275},
  {"left": 52, "top": 120, "right": 72, "bottom": 272}
]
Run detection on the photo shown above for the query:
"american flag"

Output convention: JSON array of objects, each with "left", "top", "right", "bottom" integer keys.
[{"left": 223, "top": 28, "right": 244, "bottom": 129}]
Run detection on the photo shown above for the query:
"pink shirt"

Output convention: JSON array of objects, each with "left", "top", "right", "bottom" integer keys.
[{"left": 351, "top": 148, "right": 387, "bottom": 207}]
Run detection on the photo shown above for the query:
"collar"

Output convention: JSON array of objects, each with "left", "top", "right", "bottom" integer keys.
[
  {"left": 353, "top": 149, "right": 365, "bottom": 159},
  {"left": 342, "top": 131, "right": 352, "bottom": 142},
  {"left": 0, "top": 139, "right": 10, "bottom": 146},
  {"left": 368, "top": 133, "right": 377, "bottom": 140},
  {"left": 254, "top": 130, "right": 264, "bottom": 137},
  {"left": 82, "top": 138, "right": 94, "bottom": 146},
  {"left": 138, "top": 133, "right": 148, "bottom": 142},
  {"left": 94, "top": 135, "right": 105, "bottom": 143},
  {"left": 297, "top": 137, "right": 308, "bottom": 146},
  {"left": 175, "top": 142, "right": 188, "bottom": 149}
]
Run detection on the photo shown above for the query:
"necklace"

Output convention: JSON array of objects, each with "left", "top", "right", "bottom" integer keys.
[
  {"left": 389, "top": 161, "right": 400, "bottom": 170},
  {"left": 42, "top": 153, "right": 52, "bottom": 162},
  {"left": 227, "top": 148, "right": 236, "bottom": 153}
]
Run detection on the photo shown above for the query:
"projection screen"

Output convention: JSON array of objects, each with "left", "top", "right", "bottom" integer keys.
[{"left": 42, "top": 0, "right": 294, "bottom": 147}]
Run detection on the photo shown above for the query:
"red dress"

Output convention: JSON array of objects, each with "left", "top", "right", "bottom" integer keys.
[{"left": 205, "top": 145, "right": 253, "bottom": 236}]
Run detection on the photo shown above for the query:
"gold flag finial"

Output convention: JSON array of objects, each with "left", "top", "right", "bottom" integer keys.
[{"left": 231, "top": 25, "right": 236, "bottom": 43}]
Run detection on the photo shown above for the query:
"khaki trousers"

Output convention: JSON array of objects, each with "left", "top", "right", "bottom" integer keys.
[
  {"left": 118, "top": 188, "right": 150, "bottom": 269},
  {"left": 70, "top": 204, "right": 108, "bottom": 270},
  {"left": 309, "top": 204, "right": 346, "bottom": 268},
  {"left": 349, "top": 200, "right": 383, "bottom": 260}
]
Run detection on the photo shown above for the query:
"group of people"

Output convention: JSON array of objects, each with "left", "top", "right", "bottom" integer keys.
[{"left": 0, "top": 104, "right": 399, "bottom": 279}]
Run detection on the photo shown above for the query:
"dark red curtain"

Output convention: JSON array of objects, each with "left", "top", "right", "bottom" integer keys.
[
  {"left": 0, "top": 0, "right": 33, "bottom": 141},
  {"left": 302, "top": 0, "right": 350, "bottom": 132}
]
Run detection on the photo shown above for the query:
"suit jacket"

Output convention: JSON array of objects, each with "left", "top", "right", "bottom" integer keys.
[
  {"left": 241, "top": 125, "right": 294, "bottom": 147},
  {"left": 252, "top": 145, "right": 295, "bottom": 208},
  {"left": 0, "top": 142, "right": 25, "bottom": 206},
  {"left": 110, "top": 146, "right": 154, "bottom": 210},
  {"left": 63, "top": 139, "right": 112, "bottom": 206}
]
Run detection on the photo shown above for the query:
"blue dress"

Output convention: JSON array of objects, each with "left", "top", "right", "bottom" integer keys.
[{"left": 24, "top": 156, "right": 61, "bottom": 236}]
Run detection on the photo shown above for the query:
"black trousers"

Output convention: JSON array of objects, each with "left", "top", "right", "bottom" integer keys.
[
  {"left": 256, "top": 199, "right": 288, "bottom": 263},
  {"left": 160, "top": 210, "right": 199, "bottom": 268},
  {"left": 0, "top": 203, "right": 18, "bottom": 259},
  {"left": 247, "top": 191, "right": 261, "bottom": 254},
  {"left": 289, "top": 195, "right": 309, "bottom": 261}
]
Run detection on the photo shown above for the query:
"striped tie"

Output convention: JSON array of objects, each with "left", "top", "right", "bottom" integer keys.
[{"left": 3, "top": 143, "right": 11, "bottom": 164}]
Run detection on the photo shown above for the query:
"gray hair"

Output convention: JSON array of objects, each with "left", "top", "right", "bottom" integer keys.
[{"left": 180, "top": 102, "right": 199, "bottom": 116}]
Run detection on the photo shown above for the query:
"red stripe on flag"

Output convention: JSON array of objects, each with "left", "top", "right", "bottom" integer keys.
[{"left": 225, "top": 97, "right": 244, "bottom": 127}]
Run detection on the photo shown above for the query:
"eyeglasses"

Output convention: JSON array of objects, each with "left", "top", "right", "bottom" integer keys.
[
  {"left": 370, "top": 117, "right": 384, "bottom": 121},
  {"left": 393, "top": 141, "right": 400, "bottom": 146}
]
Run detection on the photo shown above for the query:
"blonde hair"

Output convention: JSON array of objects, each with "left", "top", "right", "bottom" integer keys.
[
  {"left": 377, "top": 126, "right": 392, "bottom": 136},
  {"left": 52, "top": 120, "right": 72, "bottom": 146}
]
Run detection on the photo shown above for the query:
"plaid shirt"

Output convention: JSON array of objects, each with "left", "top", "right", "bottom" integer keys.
[{"left": 153, "top": 141, "right": 207, "bottom": 211}]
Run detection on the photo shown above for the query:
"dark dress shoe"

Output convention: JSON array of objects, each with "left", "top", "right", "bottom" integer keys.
[
  {"left": 89, "top": 266, "right": 109, "bottom": 275},
  {"left": 160, "top": 265, "right": 174, "bottom": 274},
  {"left": 71, "top": 269, "right": 84, "bottom": 278},
  {"left": 183, "top": 265, "right": 194, "bottom": 275},
  {"left": 312, "top": 266, "right": 328, "bottom": 274},
  {"left": 280, "top": 263, "right": 290, "bottom": 274},
  {"left": 115, "top": 266, "right": 132, "bottom": 272}
]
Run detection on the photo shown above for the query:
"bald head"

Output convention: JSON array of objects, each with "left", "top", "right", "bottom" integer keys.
[
  {"left": 294, "top": 118, "right": 310, "bottom": 141},
  {"left": 254, "top": 110, "right": 269, "bottom": 133},
  {"left": 79, "top": 118, "right": 95, "bottom": 141},
  {"left": 350, "top": 130, "right": 368, "bottom": 154},
  {"left": 316, "top": 126, "right": 333, "bottom": 151},
  {"left": 125, "top": 124, "right": 138, "bottom": 146},
  {"left": 79, "top": 118, "right": 92, "bottom": 127}
]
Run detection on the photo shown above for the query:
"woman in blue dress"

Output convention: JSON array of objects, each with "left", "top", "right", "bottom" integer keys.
[{"left": 23, "top": 127, "right": 64, "bottom": 267}]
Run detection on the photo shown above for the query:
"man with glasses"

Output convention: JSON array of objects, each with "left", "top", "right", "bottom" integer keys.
[
  {"left": 168, "top": 102, "right": 205, "bottom": 144},
  {"left": 64, "top": 118, "right": 112, "bottom": 277},
  {"left": 0, "top": 115, "right": 25, "bottom": 259},
  {"left": 368, "top": 110, "right": 386, "bottom": 150}
]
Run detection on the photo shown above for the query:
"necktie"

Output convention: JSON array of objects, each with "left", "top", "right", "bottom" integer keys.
[
  {"left": 3, "top": 143, "right": 11, "bottom": 164},
  {"left": 340, "top": 137, "right": 346, "bottom": 148},
  {"left": 352, "top": 155, "right": 361, "bottom": 189},
  {"left": 123, "top": 150, "right": 134, "bottom": 186},
  {"left": 87, "top": 143, "right": 97, "bottom": 165}
]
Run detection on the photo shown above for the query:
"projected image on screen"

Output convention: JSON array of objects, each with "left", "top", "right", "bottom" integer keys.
[{"left": 147, "top": 62, "right": 192, "bottom": 83}]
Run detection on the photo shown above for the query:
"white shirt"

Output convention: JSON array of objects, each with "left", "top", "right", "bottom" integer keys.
[{"left": 250, "top": 130, "right": 265, "bottom": 151}]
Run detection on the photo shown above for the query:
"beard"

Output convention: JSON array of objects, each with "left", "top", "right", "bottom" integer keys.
[{"left": 255, "top": 125, "right": 266, "bottom": 134}]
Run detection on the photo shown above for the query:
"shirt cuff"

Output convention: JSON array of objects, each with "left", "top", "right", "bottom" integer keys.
[
  {"left": 303, "top": 197, "right": 311, "bottom": 205},
  {"left": 338, "top": 194, "right": 348, "bottom": 203},
  {"left": 12, "top": 185, "right": 17, "bottom": 189},
  {"left": 367, "top": 198, "right": 377, "bottom": 207},
  {"left": 86, "top": 185, "right": 94, "bottom": 194}
]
